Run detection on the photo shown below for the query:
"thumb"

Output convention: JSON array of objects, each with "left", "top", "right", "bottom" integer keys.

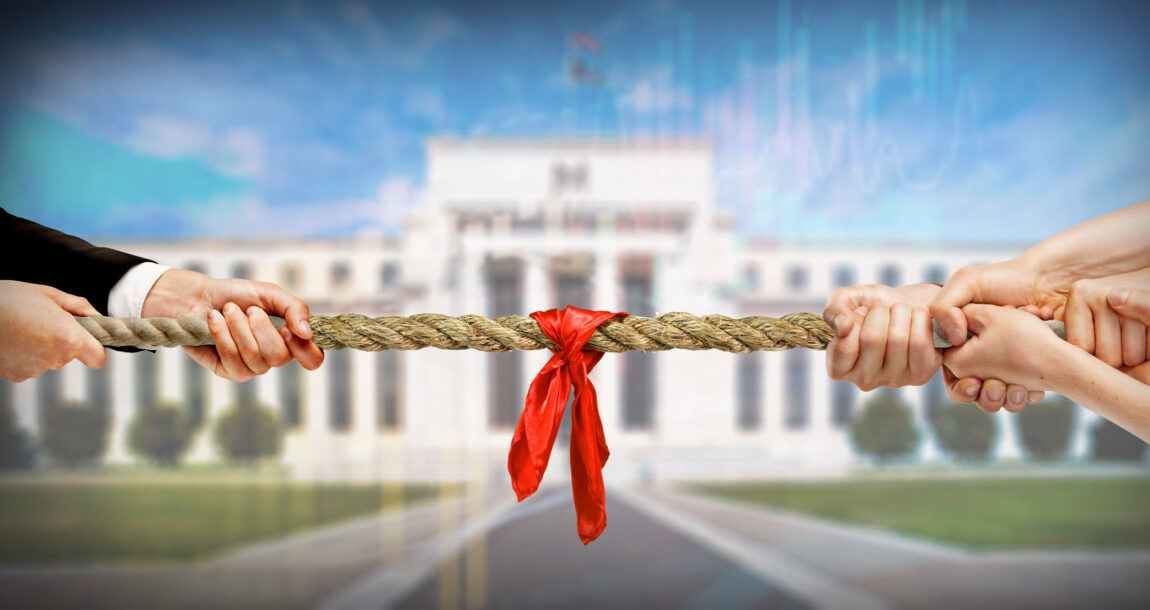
[
  {"left": 958, "top": 303, "right": 995, "bottom": 335},
  {"left": 73, "top": 326, "right": 107, "bottom": 370},
  {"left": 930, "top": 276, "right": 978, "bottom": 346},
  {"left": 44, "top": 286, "right": 99, "bottom": 317},
  {"left": 253, "top": 283, "right": 313, "bottom": 340},
  {"left": 1108, "top": 288, "right": 1150, "bottom": 325}
]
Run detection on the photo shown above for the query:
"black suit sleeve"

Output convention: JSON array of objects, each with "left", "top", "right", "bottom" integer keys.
[{"left": 0, "top": 208, "right": 152, "bottom": 315}]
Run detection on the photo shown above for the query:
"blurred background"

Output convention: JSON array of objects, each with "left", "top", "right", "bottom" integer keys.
[{"left": 1, "top": 1, "right": 1148, "bottom": 608}]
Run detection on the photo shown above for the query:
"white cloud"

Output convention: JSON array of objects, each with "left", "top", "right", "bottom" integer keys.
[
  {"left": 404, "top": 86, "right": 450, "bottom": 123},
  {"left": 183, "top": 175, "right": 426, "bottom": 238},
  {"left": 124, "top": 114, "right": 266, "bottom": 179}
]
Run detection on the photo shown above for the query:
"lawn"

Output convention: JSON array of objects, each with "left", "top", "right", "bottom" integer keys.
[
  {"left": 691, "top": 476, "right": 1150, "bottom": 549},
  {"left": 0, "top": 479, "right": 444, "bottom": 563}
]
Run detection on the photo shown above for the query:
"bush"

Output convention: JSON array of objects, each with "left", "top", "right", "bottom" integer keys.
[
  {"left": 1090, "top": 419, "right": 1147, "bottom": 462},
  {"left": 850, "top": 392, "right": 919, "bottom": 463},
  {"left": 40, "top": 400, "right": 109, "bottom": 467},
  {"left": 0, "top": 402, "right": 35, "bottom": 470},
  {"left": 129, "top": 401, "right": 194, "bottom": 467},
  {"left": 213, "top": 403, "right": 283, "bottom": 464},
  {"left": 1017, "top": 395, "right": 1076, "bottom": 460},
  {"left": 933, "top": 402, "right": 997, "bottom": 461}
]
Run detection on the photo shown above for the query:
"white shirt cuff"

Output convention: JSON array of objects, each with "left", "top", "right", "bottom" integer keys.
[{"left": 107, "top": 262, "right": 171, "bottom": 318}]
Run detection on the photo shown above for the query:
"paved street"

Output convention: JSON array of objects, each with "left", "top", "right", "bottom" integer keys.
[{"left": 392, "top": 490, "right": 808, "bottom": 610}]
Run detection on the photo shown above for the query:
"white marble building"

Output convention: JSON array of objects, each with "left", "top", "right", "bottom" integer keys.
[{"left": 1, "top": 138, "right": 1100, "bottom": 480}]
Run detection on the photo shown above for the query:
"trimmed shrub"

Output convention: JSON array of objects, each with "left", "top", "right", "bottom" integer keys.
[
  {"left": 213, "top": 402, "right": 283, "bottom": 463},
  {"left": 40, "top": 400, "right": 109, "bottom": 467},
  {"left": 933, "top": 402, "right": 997, "bottom": 461},
  {"left": 1017, "top": 395, "right": 1076, "bottom": 460},
  {"left": 1090, "top": 419, "right": 1147, "bottom": 462},
  {"left": 129, "top": 401, "right": 195, "bottom": 467},
  {"left": 850, "top": 392, "right": 920, "bottom": 463}
]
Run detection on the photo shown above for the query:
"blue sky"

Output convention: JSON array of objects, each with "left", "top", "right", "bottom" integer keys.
[{"left": 0, "top": 0, "right": 1147, "bottom": 243}]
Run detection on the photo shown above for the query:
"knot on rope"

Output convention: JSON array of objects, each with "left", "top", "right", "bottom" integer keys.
[{"left": 507, "top": 306, "right": 627, "bottom": 544}]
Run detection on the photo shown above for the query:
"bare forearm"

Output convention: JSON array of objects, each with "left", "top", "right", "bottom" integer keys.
[
  {"left": 1051, "top": 343, "right": 1150, "bottom": 443},
  {"left": 1019, "top": 200, "right": 1150, "bottom": 287}
]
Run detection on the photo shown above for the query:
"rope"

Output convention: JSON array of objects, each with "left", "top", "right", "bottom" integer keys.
[{"left": 73, "top": 312, "right": 1067, "bottom": 352}]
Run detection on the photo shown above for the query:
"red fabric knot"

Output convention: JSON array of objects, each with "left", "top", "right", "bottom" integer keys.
[{"left": 507, "top": 305, "right": 628, "bottom": 545}]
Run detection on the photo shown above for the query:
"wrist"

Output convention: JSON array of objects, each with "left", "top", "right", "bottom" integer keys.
[{"left": 140, "top": 269, "right": 208, "bottom": 318}]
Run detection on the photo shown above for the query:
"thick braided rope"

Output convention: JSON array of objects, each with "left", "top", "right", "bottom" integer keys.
[
  {"left": 77, "top": 312, "right": 837, "bottom": 352},
  {"left": 76, "top": 312, "right": 1068, "bottom": 352}
]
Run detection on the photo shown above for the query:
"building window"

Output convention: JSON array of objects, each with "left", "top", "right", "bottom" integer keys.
[
  {"left": 280, "top": 363, "right": 302, "bottom": 429},
  {"left": 331, "top": 261, "right": 352, "bottom": 287},
  {"left": 377, "top": 351, "right": 401, "bottom": 430},
  {"left": 136, "top": 351, "right": 157, "bottom": 409},
  {"left": 879, "top": 264, "right": 901, "bottom": 287},
  {"left": 381, "top": 262, "right": 401, "bottom": 288},
  {"left": 185, "top": 357, "right": 206, "bottom": 428},
  {"left": 621, "top": 259, "right": 655, "bottom": 430},
  {"left": 36, "top": 369, "right": 60, "bottom": 411},
  {"left": 282, "top": 263, "right": 302, "bottom": 290},
  {"left": 744, "top": 263, "right": 760, "bottom": 290},
  {"left": 832, "top": 265, "right": 856, "bottom": 289},
  {"left": 785, "top": 350, "right": 808, "bottom": 429},
  {"left": 924, "top": 264, "right": 947, "bottom": 285},
  {"left": 787, "top": 265, "right": 808, "bottom": 291},
  {"left": 737, "top": 353, "right": 762, "bottom": 430},
  {"left": 328, "top": 349, "right": 351, "bottom": 432},
  {"left": 231, "top": 262, "right": 252, "bottom": 280},
  {"left": 832, "top": 380, "right": 855, "bottom": 427},
  {"left": 551, "top": 162, "right": 588, "bottom": 192},
  {"left": 487, "top": 258, "right": 524, "bottom": 429}
]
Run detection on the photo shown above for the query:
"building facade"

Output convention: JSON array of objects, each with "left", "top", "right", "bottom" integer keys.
[{"left": 1, "top": 139, "right": 1100, "bottom": 480}]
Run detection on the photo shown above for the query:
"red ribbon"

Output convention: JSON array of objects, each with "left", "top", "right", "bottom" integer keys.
[{"left": 507, "top": 305, "right": 628, "bottom": 545}]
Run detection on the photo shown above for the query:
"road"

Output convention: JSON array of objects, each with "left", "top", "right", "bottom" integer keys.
[{"left": 393, "top": 490, "right": 808, "bottom": 610}]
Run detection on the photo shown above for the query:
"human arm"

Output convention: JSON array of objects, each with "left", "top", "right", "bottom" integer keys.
[
  {"left": 0, "top": 281, "right": 106, "bottom": 382},
  {"left": 141, "top": 268, "right": 324, "bottom": 382},
  {"left": 823, "top": 283, "right": 1042, "bottom": 410},
  {"left": 943, "top": 302, "right": 1150, "bottom": 443},
  {"left": 931, "top": 200, "right": 1150, "bottom": 346},
  {"left": 0, "top": 208, "right": 149, "bottom": 314}
]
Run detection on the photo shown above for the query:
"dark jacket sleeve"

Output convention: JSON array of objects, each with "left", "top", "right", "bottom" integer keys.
[{"left": 0, "top": 208, "right": 152, "bottom": 315}]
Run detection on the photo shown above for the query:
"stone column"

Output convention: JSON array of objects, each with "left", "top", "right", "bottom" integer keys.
[
  {"left": 592, "top": 252, "right": 622, "bottom": 442},
  {"left": 106, "top": 350, "right": 135, "bottom": 463},
  {"left": 523, "top": 255, "right": 549, "bottom": 312}
]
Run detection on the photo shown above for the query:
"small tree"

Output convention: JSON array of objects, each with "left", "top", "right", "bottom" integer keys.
[
  {"left": 40, "top": 400, "right": 109, "bottom": 468},
  {"left": 1090, "top": 419, "right": 1147, "bottom": 462},
  {"left": 0, "top": 402, "right": 35, "bottom": 470},
  {"left": 850, "top": 392, "right": 919, "bottom": 463},
  {"left": 933, "top": 402, "right": 997, "bottom": 462},
  {"left": 129, "top": 401, "right": 194, "bottom": 467},
  {"left": 213, "top": 403, "right": 283, "bottom": 464},
  {"left": 1017, "top": 395, "right": 1076, "bottom": 460}
]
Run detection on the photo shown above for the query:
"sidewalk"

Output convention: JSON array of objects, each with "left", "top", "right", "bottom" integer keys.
[{"left": 631, "top": 485, "right": 1150, "bottom": 609}]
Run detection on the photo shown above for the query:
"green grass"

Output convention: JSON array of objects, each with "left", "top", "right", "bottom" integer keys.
[
  {"left": 0, "top": 480, "right": 444, "bottom": 563},
  {"left": 691, "top": 476, "right": 1150, "bottom": 549}
]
